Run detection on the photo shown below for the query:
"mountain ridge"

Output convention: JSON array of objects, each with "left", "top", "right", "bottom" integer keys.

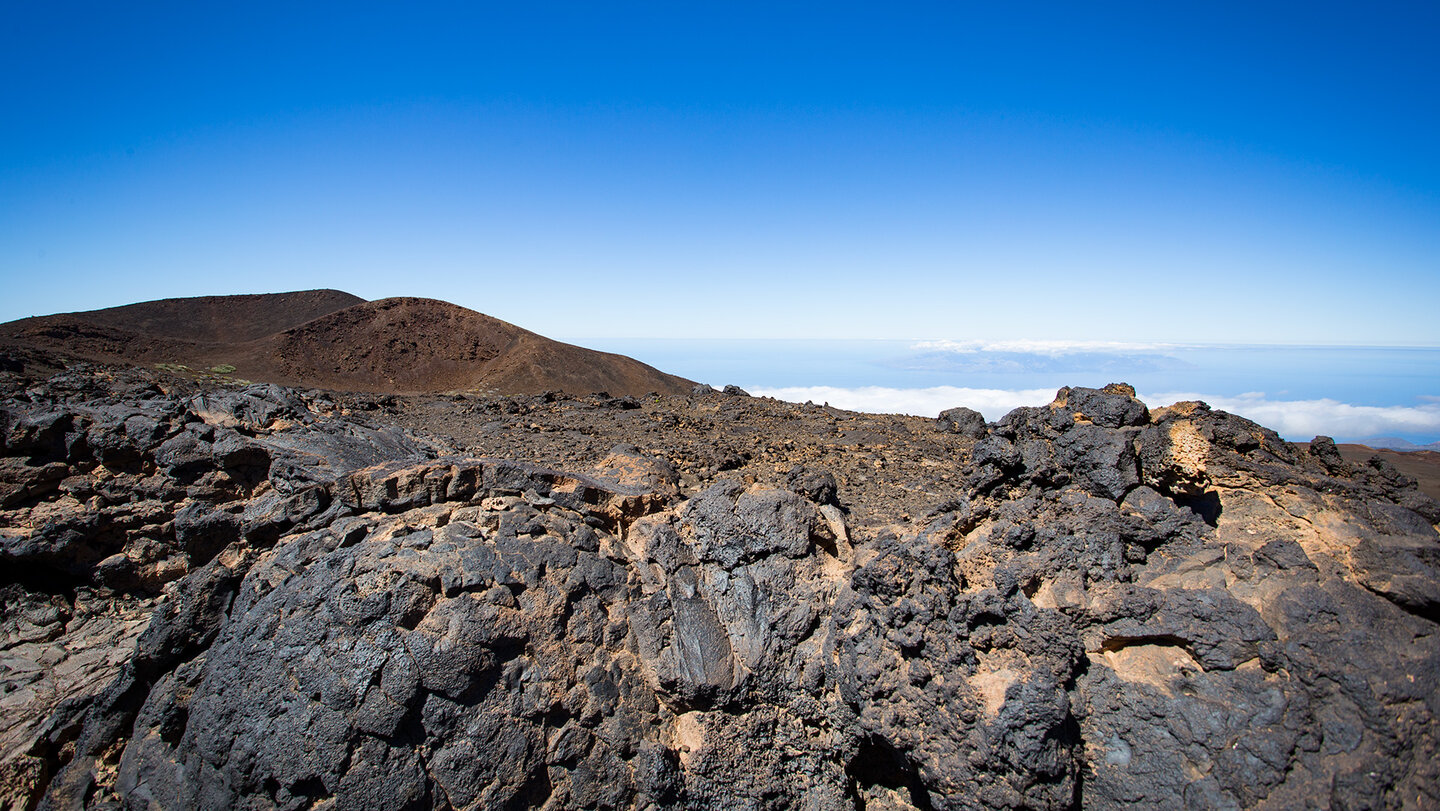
[
  {"left": 1356, "top": 436, "right": 1440, "bottom": 452},
  {"left": 0, "top": 291, "right": 693, "bottom": 397}
]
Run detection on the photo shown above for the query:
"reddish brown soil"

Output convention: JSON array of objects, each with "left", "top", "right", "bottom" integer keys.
[
  {"left": 2, "top": 290, "right": 362, "bottom": 347},
  {"left": 0, "top": 291, "right": 693, "bottom": 398},
  {"left": 1338, "top": 445, "right": 1440, "bottom": 503},
  {"left": 258, "top": 297, "right": 693, "bottom": 396}
]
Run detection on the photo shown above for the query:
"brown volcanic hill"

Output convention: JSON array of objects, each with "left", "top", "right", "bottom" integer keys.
[
  {"left": 0, "top": 292, "right": 693, "bottom": 397},
  {"left": 258, "top": 297, "right": 693, "bottom": 395},
  {"left": 2, "top": 289, "right": 363, "bottom": 348},
  {"left": 0, "top": 290, "right": 364, "bottom": 364},
  {"left": 52, "top": 289, "right": 364, "bottom": 343}
]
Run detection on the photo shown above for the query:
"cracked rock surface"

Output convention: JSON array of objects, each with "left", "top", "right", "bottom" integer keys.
[{"left": 2, "top": 363, "right": 1438, "bottom": 810}]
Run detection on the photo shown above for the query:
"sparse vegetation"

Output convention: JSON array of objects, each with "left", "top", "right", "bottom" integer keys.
[{"left": 151, "top": 362, "right": 248, "bottom": 386}]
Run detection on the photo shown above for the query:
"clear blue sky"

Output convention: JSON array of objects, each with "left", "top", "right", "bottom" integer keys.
[{"left": 2, "top": 2, "right": 1437, "bottom": 343}]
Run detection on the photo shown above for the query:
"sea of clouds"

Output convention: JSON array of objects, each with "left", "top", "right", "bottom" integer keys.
[
  {"left": 909, "top": 339, "right": 1185, "bottom": 356},
  {"left": 749, "top": 385, "right": 1440, "bottom": 444},
  {"left": 591, "top": 337, "right": 1440, "bottom": 444}
]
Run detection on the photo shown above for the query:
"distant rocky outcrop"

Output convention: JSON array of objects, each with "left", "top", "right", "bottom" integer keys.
[
  {"left": 1356, "top": 437, "right": 1440, "bottom": 453},
  {"left": 2, "top": 359, "right": 1438, "bottom": 810},
  {"left": 0, "top": 292, "right": 694, "bottom": 398}
]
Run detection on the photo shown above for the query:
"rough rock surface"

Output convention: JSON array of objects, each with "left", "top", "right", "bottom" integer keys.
[{"left": 2, "top": 359, "right": 1438, "bottom": 810}]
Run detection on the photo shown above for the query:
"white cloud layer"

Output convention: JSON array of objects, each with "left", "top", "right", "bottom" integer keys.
[
  {"left": 910, "top": 339, "right": 1183, "bottom": 356},
  {"left": 750, "top": 386, "right": 1061, "bottom": 422},
  {"left": 750, "top": 385, "right": 1440, "bottom": 442},
  {"left": 1144, "top": 392, "right": 1440, "bottom": 442}
]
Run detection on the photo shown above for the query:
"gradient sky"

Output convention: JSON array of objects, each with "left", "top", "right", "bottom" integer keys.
[{"left": 3, "top": 2, "right": 1437, "bottom": 344}]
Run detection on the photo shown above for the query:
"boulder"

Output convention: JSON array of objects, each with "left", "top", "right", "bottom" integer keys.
[{"left": 936, "top": 406, "right": 987, "bottom": 438}]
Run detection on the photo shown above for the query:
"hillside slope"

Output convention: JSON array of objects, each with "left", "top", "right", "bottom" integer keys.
[
  {"left": 40, "top": 289, "right": 366, "bottom": 344},
  {"left": 0, "top": 292, "right": 693, "bottom": 397}
]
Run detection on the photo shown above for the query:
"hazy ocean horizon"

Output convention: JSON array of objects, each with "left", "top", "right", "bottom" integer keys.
[{"left": 579, "top": 339, "right": 1440, "bottom": 446}]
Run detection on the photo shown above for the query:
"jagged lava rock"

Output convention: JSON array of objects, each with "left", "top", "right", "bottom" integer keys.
[{"left": 1, "top": 365, "right": 1437, "bottom": 810}]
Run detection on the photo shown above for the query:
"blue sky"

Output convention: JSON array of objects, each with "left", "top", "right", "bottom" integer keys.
[{"left": 2, "top": 2, "right": 1438, "bottom": 344}]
